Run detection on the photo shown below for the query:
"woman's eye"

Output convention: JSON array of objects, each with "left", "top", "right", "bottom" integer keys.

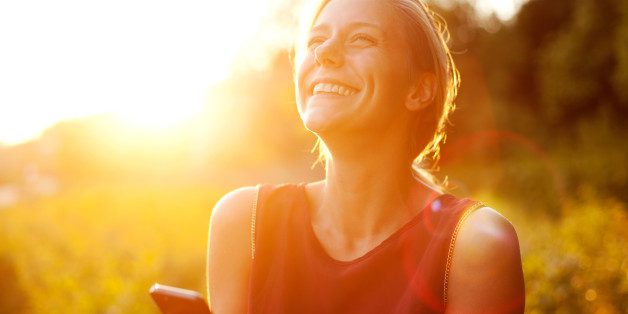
[
  {"left": 307, "top": 37, "right": 325, "bottom": 49},
  {"left": 351, "top": 34, "right": 376, "bottom": 45}
]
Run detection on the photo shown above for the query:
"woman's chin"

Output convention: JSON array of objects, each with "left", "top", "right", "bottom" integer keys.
[{"left": 301, "top": 111, "right": 337, "bottom": 134}]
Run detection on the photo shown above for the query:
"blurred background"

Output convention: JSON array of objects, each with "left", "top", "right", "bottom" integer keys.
[{"left": 0, "top": 0, "right": 626, "bottom": 312}]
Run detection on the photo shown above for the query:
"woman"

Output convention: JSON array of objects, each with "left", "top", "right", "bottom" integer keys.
[{"left": 207, "top": 0, "right": 525, "bottom": 313}]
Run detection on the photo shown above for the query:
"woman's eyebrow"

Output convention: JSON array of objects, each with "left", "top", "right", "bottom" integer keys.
[
  {"left": 347, "top": 22, "right": 386, "bottom": 39},
  {"left": 310, "top": 24, "right": 330, "bottom": 34},
  {"left": 347, "top": 21, "right": 383, "bottom": 31},
  {"left": 311, "top": 22, "right": 385, "bottom": 36}
]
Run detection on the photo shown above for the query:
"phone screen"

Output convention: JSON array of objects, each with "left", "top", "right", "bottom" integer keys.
[{"left": 149, "top": 283, "right": 212, "bottom": 314}]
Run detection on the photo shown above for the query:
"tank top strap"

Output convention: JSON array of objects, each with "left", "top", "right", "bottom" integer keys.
[
  {"left": 248, "top": 183, "right": 308, "bottom": 312},
  {"left": 251, "top": 182, "right": 302, "bottom": 257},
  {"left": 443, "top": 199, "right": 485, "bottom": 304},
  {"left": 415, "top": 195, "right": 485, "bottom": 310}
]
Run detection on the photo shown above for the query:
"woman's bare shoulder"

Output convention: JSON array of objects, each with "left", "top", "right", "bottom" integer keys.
[
  {"left": 210, "top": 186, "right": 258, "bottom": 226},
  {"left": 207, "top": 186, "right": 258, "bottom": 314},
  {"left": 208, "top": 185, "right": 257, "bottom": 269},
  {"left": 446, "top": 206, "right": 525, "bottom": 313},
  {"left": 457, "top": 206, "right": 521, "bottom": 258}
]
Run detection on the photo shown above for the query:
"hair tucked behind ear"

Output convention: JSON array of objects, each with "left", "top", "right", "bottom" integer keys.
[{"left": 391, "top": 0, "right": 460, "bottom": 191}]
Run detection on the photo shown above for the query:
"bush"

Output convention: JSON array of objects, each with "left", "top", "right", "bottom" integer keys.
[{"left": 519, "top": 188, "right": 628, "bottom": 313}]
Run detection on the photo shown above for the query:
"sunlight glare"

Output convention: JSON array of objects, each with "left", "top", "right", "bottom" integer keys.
[
  {"left": 472, "top": 0, "right": 528, "bottom": 20},
  {"left": 0, "top": 0, "right": 278, "bottom": 145},
  {"left": 0, "top": 0, "right": 525, "bottom": 146}
]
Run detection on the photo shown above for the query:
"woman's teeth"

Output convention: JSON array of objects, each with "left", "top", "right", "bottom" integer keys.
[{"left": 313, "top": 83, "right": 356, "bottom": 96}]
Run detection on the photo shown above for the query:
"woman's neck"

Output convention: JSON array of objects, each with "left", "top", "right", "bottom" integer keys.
[{"left": 311, "top": 132, "right": 436, "bottom": 245}]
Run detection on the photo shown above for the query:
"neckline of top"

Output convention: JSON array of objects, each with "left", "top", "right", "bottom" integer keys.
[{"left": 297, "top": 182, "right": 451, "bottom": 266}]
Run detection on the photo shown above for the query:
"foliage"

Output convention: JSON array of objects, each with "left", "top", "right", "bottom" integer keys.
[
  {"left": 433, "top": 0, "right": 628, "bottom": 216},
  {"left": 0, "top": 183, "right": 223, "bottom": 313},
  {"left": 520, "top": 190, "right": 627, "bottom": 313},
  {"left": 538, "top": 0, "right": 624, "bottom": 122},
  {"left": 476, "top": 188, "right": 628, "bottom": 314}
]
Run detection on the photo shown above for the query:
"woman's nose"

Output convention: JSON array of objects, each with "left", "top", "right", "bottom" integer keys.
[{"left": 314, "top": 39, "right": 344, "bottom": 67}]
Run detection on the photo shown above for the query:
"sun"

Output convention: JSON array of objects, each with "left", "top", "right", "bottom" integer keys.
[{"left": 0, "top": 0, "right": 271, "bottom": 145}]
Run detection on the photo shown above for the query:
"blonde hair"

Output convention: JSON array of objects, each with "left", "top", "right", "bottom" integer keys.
[{"left": 293, "top": 0, "right": 459, "bottom": 191}]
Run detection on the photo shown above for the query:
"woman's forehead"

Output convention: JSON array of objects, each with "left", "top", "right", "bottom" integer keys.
[{"left": 313, "top": 0, "right": 398, "bottom": 30}]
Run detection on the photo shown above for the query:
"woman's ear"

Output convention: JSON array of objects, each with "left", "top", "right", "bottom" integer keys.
[{"left": 405, "top": 73, "right": 436, "bottom": 111}]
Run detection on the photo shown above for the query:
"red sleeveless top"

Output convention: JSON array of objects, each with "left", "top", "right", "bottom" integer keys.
[{"left": 247, "top": 183, "right": 482, "bottom": 314}]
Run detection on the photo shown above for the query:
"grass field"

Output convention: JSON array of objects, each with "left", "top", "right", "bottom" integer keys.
[{"left": 0, "top": 182, "right": 225, "bottom": 313}]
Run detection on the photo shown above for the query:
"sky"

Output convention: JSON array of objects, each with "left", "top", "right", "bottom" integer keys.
[
  {"left": 467, "top": 0, "right": 527, "bottom": 20},
  {"left": 0, "top": 0, "right": 526, "bottom": 146}
]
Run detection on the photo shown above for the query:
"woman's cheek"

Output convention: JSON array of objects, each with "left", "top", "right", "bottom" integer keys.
[{"left": 295, "top": 55, "right": 316, "bottom": 114}]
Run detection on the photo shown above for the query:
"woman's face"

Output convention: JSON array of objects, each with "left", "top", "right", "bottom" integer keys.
[{"left": 296, "top": 0, "right": 414, "bottom": 136}]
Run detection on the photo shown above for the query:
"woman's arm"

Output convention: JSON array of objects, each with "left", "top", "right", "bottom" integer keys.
[
  {"left": 445, "top": 207, "right": 525, "bottom": 314},
  {"left": 207, "top": 186, "right": 257, "bottom": 314}
]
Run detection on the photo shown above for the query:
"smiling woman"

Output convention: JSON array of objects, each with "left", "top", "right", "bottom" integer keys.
[{"left": 207, "top": 0, "right": 525, "bottom": 313}]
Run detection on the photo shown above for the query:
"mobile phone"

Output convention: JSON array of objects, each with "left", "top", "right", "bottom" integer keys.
[{"left": 149, "top": 283, "right": 212, "bottom": 314}]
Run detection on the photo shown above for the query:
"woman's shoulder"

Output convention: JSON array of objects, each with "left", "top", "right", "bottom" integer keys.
[
  {"left": 454, "top": 206, "right": 521, "bottom": 264},
  {"left": 208, "top": 186, "right": 260, "bottom": 263},
  {"left": 211, "top": 182, "right": 313, "bottom": 224},
  {"left": 211, "top": 186, "right": 259, "bottom": 227},
  {"left": 446, "top": 205, "right": 525, "bottom": 312},
  {"left": 207, "top": 186, "right": 259, "bottom": 313}
]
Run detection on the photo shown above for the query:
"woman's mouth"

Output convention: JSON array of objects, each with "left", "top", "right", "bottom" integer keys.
[{"left": 312, "top": 82, "right": 358, "bottom": 96}]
